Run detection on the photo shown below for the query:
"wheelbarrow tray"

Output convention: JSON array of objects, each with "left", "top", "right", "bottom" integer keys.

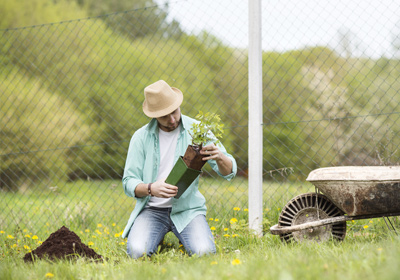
[{"left": 306, "top": 166, "right": 400, "bottom": 216}]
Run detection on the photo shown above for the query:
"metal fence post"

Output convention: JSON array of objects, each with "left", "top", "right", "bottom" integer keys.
[{"left": 248, "top": 0, "right": 263, "bottom": 236}]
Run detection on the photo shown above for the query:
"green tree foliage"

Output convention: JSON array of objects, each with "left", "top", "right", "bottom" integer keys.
[
  {"left": 1, "top": 1, "right": 400, "bottom": 190},
  {"left": 0, "top": 69, "right": 89, "bottom": 190},
  {"left": 0, "top": 0, "right": 86, "bottom": 29},
  {"left": 76, "top": 0, "right": 183, "bottom": 40}
]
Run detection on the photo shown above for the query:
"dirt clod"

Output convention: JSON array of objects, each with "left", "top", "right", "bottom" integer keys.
[
  {"left": 23, "top": 225, "right": 103, "bottom": 262},
  {"left": 183, "top": 145, "right": 206, "bottom": 170}
]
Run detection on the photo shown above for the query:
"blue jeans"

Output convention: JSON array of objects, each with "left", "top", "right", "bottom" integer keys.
[{"left": 126, "top": 207, "right": 216, "bottom": 259}]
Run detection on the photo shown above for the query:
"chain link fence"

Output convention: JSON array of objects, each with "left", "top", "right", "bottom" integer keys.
[{"left": 1, "top": 0, "right": 400, "bottom": 235}]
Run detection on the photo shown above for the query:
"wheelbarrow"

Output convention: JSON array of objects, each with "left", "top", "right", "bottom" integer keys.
[{"left": 270, "top": 166, "right": 400, "bottom": 242}]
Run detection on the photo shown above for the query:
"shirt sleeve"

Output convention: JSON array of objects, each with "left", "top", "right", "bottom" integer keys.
[
  {"left": 122, "top": 130, "right": 146, "bottom": 198},
  {"left": 206, "top": 140, "right": 237, "bottom": 181}
]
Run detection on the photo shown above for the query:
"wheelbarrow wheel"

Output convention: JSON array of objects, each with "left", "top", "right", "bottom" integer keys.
[{"left": 278, "top": 193, "right": 347, "bottom": 242}]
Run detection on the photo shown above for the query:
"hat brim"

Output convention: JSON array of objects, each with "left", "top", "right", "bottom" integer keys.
[{"left": 143, "top": 87, "right": 183, "bottom": 118}]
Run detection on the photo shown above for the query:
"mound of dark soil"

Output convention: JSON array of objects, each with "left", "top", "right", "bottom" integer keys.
[{"left": 23, "top": 225, "right": 103, "bottom": 262}]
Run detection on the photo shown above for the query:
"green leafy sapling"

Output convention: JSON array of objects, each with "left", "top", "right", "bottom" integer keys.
[{"left": 189, "top": 111, "right": 224, "bottom": 150}]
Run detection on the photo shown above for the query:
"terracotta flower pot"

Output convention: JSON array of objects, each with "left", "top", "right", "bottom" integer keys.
[{"left": 182, "top": 144, "right": 207, "bottom": 171}]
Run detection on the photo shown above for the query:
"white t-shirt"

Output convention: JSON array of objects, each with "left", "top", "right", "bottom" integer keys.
[{"left": 147, "top": 126, "right": 180, "bottom": 208}]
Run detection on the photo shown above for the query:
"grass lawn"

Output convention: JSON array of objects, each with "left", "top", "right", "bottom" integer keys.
[{"left": 1, "top": 179, "right": 400, "bottom": 279}]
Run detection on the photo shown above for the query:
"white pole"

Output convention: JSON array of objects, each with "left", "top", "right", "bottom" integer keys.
[{"left": 248, "top": 0, "right": 263, "bottom": 236}]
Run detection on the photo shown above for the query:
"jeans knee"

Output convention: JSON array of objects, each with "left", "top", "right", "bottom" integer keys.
[
  {"left": 196, "top": 246, "right": 216, "bottom": 257},
  {"left": 127, "top": 243, "right": 152, "bottom": 259},
  {"left": 187, "top": 241, "right": 216, "bottom": 257}
]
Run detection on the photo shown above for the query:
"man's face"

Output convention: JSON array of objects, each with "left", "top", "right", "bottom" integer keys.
[{"left": 156, "top": 108, "right": 181, "bottom": 132}]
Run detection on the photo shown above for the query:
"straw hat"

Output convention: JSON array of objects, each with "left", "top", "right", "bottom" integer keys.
[{"left": 142, "top": 80, "right": 183, "bottom": 118}]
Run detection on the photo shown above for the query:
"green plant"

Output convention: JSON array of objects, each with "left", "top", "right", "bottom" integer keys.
[{"left": 189, "top": 111, "right": 224, "bottom": 147}]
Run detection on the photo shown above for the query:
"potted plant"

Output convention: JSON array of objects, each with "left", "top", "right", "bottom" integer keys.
[
  {"left": 183, "top": 111, "right": 224, "bottom": 170},
  {"left": 166, "top": 111, "right": 224, "bottom": 198}
]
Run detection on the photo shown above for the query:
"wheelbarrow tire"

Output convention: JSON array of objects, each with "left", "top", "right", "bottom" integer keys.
[{"left": 278, "top": 192, "right": 347, "bottom": 243}]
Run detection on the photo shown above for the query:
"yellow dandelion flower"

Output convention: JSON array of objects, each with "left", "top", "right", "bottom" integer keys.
[
  {"left": 23, "top": 229, "right": 28, "bottom": 233},
  {"left": 265, "top": 208, "right": 269, "bottom": 212},
  {"left": 12, "top": 244, "right": 18, "bottom": 248},
  {"left": 244, "top": 208, "right": 248, "bottom": 212},
  {"left": 88, "top": 242, "right": 94, "bottom": 246},
  {"left": 0, "top": 230, "right": 4, "bottom": 234},
  {"left": 7, "top": 235, "right": 14, "bottom": 239},
  {"left": 210, "top": 261, "right": 218, "bottom": 265},
  {"left": 112, "top": 223, "right": 116, "bottom": 227},
  {"left": 232, "top": 234, "right": 239, "bottom": 237},
  {"left": 32, "top": 235, "right": 38, "bottom": 240},
  {"left": 85, "top": 229, "right": 90, "bottom": 233},
  {"left": 215, "top": 218, "right": 219, "bottom": 222},
  {"left": 231, "top": 259, "right": 241, "bottom": 265},
  {"left": 119, "top": 242, "right": 125, "bottom": 245},
  {"left": 45, "top": 272, "right": 55, "bottom": 278},
  {"left": 97, "top": 224, "right": 102, "bottom": 228},
  {"left": 38, "top": 241, "right": 43, "bottom": 245},
  {"left": 210, "top": 227, "right": 216, "bottom": 231},
  {"left": 114, "top": 233, "right": 120, "bottom": 238},
  {"left": 369, "top": 220, "right": 373, "bottom": 224},
  {"left": 223, "top": 234, "right": 230, "bottom": 237},
  {"left": 92, "top": 236, "right": 97, "bottom": 239},
  {"left": 209, "top": 218, "right": 214, "bottom": 221},
  {"left": 95, "top": 230, "right": 102, "bottom": 235},
  {"left": 25, "top": 235, "right": 31, "bottom": 238},
  {"left": 233, "top": 207, "right": 240, "bottom": 211},
  {"left": 230, "top": 218, "right": 238, "bottom": 224},
  {"left": 24, "top": 245, "right": 30, "bottom": 250},
  {"left": 363, "top": 225, "right": 369, "bottom": 229},
  {"left": 224, "top": 228, "right": 228, "bottom": 231}
]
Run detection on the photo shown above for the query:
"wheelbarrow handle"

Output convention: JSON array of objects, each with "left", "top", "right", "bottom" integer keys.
[{"left": 270, "top": 215, "right": 353, "bottom": 235}]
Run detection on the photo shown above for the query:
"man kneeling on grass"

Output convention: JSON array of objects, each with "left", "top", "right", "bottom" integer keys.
[{"left": 121, "top": 80, "right": 237, "bottom": 258}]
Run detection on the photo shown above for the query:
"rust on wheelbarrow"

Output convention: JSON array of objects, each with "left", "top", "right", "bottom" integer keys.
[{"left": 306, "top": 166, "right": 400, "bottom": 216}]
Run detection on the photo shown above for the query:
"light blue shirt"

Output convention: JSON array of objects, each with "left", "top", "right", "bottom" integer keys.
[{"left": 122, "top": 114, "right": 237, "bottom": 238}]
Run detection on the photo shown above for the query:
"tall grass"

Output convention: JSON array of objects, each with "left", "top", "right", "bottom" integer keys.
[{"left": 1, "top": 180, "right": 400, "bottom": 279}]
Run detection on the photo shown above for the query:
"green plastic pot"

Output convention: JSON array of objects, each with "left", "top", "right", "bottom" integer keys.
[{"left": 165, "top": 156, "right": 202, "bottom": 199}]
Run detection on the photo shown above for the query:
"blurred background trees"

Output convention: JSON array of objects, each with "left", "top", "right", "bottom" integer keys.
[{"left": 1, "top": 0, "right": 400, "bottom": 191}]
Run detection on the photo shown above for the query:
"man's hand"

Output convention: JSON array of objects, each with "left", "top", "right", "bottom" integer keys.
[
  {"left": 200, "top": 143, "right": 223, "bottom": 162},
  {"left": 135, "top": 180, "right": 178, "bottom": 198},
  {"left": 151, "top": 179, "right": 178, "bottom": 198},
  {"left": 200, "top": 144, "right": 233, "bottom": 176}
]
